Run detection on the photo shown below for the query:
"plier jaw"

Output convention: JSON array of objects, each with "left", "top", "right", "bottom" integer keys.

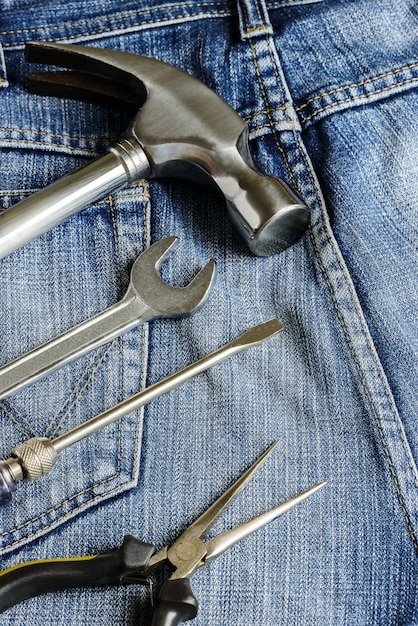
[
  {"left": 0, "top": 442, "right": 325, "bottom": 625},
  {"left": 134, "top": 441, "right": 325, "bottom": 624}
]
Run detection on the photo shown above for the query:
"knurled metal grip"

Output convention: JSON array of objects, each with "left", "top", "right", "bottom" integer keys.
[{"left": 13, "top": 437, "right": 57, "bottom": 481}]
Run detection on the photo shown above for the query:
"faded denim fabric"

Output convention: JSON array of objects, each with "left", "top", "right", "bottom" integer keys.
[{"left": 0, "top": 0, "right": 417, "bottom": 624}]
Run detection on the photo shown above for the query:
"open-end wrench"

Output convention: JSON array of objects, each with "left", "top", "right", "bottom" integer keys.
[
  {"left": 0, "top": 237, "right": 215, "bottom": 399},
  {"left": 0, "top": 42, "right": 309, "bottom": 259}
]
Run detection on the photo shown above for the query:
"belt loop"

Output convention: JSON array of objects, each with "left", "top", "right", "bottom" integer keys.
[
  {"left": 0, "top": 43, "right": 8, "bottom": 88},
  {"left": 236, "top": 0, "right": 273, "bottom": 40}
]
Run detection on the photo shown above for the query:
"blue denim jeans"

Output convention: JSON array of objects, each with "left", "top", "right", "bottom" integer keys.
[{"left": 0, "top": 0, "right": 417, "bottom": 624}]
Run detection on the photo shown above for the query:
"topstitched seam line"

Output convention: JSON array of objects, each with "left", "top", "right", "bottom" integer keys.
[
  {"left": 245, "top": 22, "right": 297, "bottom": 187},
  {"left": 1, "top": 468, "right": 124, "bottom": 539},
  {"left": 1, "top": 8, "right": 232, "bottom": 47},
  {"left": 0, "top": 126, "right": 116, "bottom": 143},
  {"left": 0, "top": 1, "right": 231, "bottom": 36},
  {"left": 266, "top": 35, "right": 291, "bottom": 121},
  {"left": 0, "top": 403, "right": 35, "bottom": 440},
  {"left": 308, "top": 223, "right": 418, "bottom": 553},
  {"left": 45, "top": 197, "right": 122, "bottom": 438},
  {"left": 294, "top": 131, "right": 418, "bottom": 486},
  {"left": 299, "top": 77, "right": 418, "bottom": 124},
  {"left": 296, "top": 62, "right": 418, "bottom": 112},
  {"left": 44, "top": 349, "right": 107, "bottom": 436},
  {"left": 1, "top": 252, "right": 149, "bottom": 546},
  {"left": 1, "top": 194, "right": 148, "bottom": 547},
  {"left": 47, "top": 342, "right": 117, "bottom": 439},
  {"left": 292, "top": 129, "right": 418, "bottom": 551}
]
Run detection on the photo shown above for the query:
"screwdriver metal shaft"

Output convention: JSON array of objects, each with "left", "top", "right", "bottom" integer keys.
[{"left": 0, "top": 319, "right": 283, "bottom": 505}]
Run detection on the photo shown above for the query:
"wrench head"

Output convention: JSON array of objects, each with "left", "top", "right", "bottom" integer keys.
[
  {"left": 24, "top": 42, "right": 309, "bottom": 257},
  {"left": 132, "top": 237, "right": 216, "bottom": 318}
]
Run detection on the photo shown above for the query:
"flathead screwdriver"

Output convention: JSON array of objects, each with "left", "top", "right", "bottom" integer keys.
[{"left": 0, "top": 318, "right": 283, "bottom": 505}]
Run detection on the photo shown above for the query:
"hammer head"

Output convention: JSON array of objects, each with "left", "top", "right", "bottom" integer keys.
[{"left": 25, "top": 42, "right": 309, "bottom": 256}]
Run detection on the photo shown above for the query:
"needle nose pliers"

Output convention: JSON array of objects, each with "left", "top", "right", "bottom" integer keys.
[{"left": 0, "top": 441, "right": 325, "bottom": 625}]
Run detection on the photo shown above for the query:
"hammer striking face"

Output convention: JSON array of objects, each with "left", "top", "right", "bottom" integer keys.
[{"left": 0, "top": 42, "right": 309, "bottom": 258}]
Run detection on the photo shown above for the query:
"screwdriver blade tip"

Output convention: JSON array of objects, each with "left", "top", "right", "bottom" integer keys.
[{"left": 235, "top": 318, "right": 283, "bottom": 348}]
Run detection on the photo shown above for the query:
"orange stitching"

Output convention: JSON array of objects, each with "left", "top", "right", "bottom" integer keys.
[
  {"left": 266, "top": 36, "right": 292, "bottom": 122},
  {"left": 296, "top": 62, "right": 418, "bottom": 112},
  {"left": 0, "top": 1, "right": 229, "bottom": 36},
  {"left": 48, "top": 342, "right": 117, "bottom": 438},
  {"left": 300, "top": 77, "right": 418, "bottom": 124},
  {"left": 242, "top": 0, "right": 268, "bottom": 33},
  {"left": 242, "top": 105, "right": 288, "bottom": 121},
  {"left": 1, "top": 8, "right": 232, "bottom": 47},
  {"left": 291, "top": 128, "right": 418, "bottom": 550},
  {"left": 0, "top": 403, "right": 35, "bottom": 440},
  {"left": 1, "top": 197, "right": 149, "bottom": 544},
  {"left": 246, "top": 36, "right": 297, "bottom": 187},
  {"left": 244, "top": 24, "right": 270, "bottom": 33}
]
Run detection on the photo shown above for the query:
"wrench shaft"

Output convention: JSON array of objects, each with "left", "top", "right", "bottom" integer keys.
[
  {"left": 0, "top": 237, "right": 216, "bottom": 400},
  {"left": 0, "top": 295, "right": 149, "bottom": 399}
]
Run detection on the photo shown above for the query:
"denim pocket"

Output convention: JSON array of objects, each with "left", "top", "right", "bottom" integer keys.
[{"left": 0, "top": 165, "right": 151, "bottom": 553}]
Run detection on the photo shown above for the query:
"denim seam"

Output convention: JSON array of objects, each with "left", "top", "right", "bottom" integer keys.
[
  {"left": 0, "top": 402, "right": 37, "bottom": 440},
  {"left": 295, "top": 137, "right": 418, "bottom": 491},
  {"left": 307, "top": 223, "right": 418, "bottom": 553},
  {"left": 296, "top": 62, "right": 418, "bottom": 112},
  {"left": 243, "top": 105, "right": 288, "bottom": 120},
  {"left": 0, "top": 191, "right": 148, "bottom": 549},
  {"left": 0, "top": 325, "right": 147, "bottom": 548},
  {"left": 0, "top": 1, "right": 231, "bottom": 34},
  {"left": 246, "top": 35, "right": 297, "bottom": 187},
  {"left": 0, "top": 6, "right": 233, "bottom": 48},
  {"left": 0, "top": 0, "right": 321, "bottom": 43},
  {"left": 240, "top": 14, "right": 417, "bottom": 548},
  {"left": 44, "top": 347, "right": 108, "bottom": 436},
  {"left": 45, "top": 342, "right": 117, "bottom": 438},
  {"left": 1, "top": 199, "right": 120, "bottom": 441},
  {"left": 297, "top": 68, "right": 418, "bottom": 126},
  {"left": 300, "top": 78, "right": 418, "bottom": 125},
  {"left": 0, "top": 127, "right": 116, "bottom": 143},
  {"left": 0, "top": 141, "right": 105, "bottom": 159},
  {"left": 290, "top": 131, "right": 418, "bottom": 551}
]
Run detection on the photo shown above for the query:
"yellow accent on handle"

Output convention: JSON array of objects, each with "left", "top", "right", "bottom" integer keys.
[{"left": 0, "top": 555, "right": 97, "bottom": 577}]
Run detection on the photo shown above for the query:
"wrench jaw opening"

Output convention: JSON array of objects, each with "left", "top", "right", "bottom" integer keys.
[{"left": 132, "top": 237, "right": 217, "bottom": 319}]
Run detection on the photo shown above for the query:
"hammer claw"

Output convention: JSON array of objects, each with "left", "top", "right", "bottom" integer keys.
[
  {"left": 25, "top": 42, "right": 148, "bottom": 106},
  {"left": 27, "top": 70, "right": 140, "bottom": 112}
]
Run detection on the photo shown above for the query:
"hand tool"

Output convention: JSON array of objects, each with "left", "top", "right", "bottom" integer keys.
[
  {"left": 0, "top": 41, "right": 309, "bottom": 260},
  {"left": 0, "top": 236, "right": 215, "bottom": 400},
  {"left": 0, "top": 319, "right": 283, "bottom": 505},
  {"left": 0, "top": 441, "right": 325, "bottom": 624}
]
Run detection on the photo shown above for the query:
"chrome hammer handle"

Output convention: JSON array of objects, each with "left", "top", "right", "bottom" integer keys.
[{"left": 0, "top": 139, "right": 150, "bottom": 260}]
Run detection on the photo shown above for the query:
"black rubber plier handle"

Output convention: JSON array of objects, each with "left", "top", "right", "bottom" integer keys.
[{"left": 0, "top": 443, "right": 325, "bottom": 625}]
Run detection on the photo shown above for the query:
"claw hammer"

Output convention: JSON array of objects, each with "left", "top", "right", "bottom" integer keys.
[{"left": 0, "top": 42, "right": 309, "bottom": 258}]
